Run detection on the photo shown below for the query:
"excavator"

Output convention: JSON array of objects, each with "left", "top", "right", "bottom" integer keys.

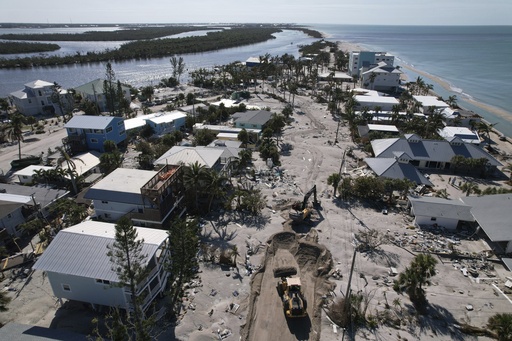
[
  {"left": 289, "top": 185, "right": 320, "bottom": 223},
  {"left": 277, "top": 276, "right": 308, "bottom": 318}
]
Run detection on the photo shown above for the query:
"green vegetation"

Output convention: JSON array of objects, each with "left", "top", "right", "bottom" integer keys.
[
  {"left": 0, "top": 25, "right": 321, "bottom": 69},
  {"left": 0, "top": 41, "right": 60, "bottom": 54}
]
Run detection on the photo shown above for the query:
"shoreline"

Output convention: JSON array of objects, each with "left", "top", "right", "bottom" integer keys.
[{"left": 334, "top": 40, "right": 512, "bottom": 138}]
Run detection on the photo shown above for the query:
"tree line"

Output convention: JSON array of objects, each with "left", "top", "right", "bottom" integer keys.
[
  {"left": 0, "top": 26, "right": 322, "bottom": 69},
  {"left": 0, "top": 41, "right": 60, "bottom": 54}
]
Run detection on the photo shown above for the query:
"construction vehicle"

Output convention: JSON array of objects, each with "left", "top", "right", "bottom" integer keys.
[
  {"left": 277, "top": 276, "right": 308, "bottom": 318},
  {"left": 289, "top": 185, "right": 320, "bottom": 223}
]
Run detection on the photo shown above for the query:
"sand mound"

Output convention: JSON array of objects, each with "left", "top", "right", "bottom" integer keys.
[{"left": 241, "top": 231, "right": 334, "bottom": 341}]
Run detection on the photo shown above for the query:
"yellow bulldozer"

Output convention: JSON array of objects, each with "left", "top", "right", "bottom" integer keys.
[
  {"left": 289, "top": 185, "right": 320, "bottom": 223},
  {"left": 277, "top": 276, "right": 308, "bottom": 318}
]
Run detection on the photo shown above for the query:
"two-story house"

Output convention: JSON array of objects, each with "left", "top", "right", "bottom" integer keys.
[
  {"left": 9, "top": 80, "right": 72, "bottom": 117},
  {"left": 63, "top": 115, "right": 126, "bottom": 153},
  {"left": 33, "top": 221, "right": 170, "bottom": 311},
  {"left": 85, "top": 166, "right": 185, "bottom": 228},
  {"left": 74, "top": 78, "right": 131, "bottom": 113}
]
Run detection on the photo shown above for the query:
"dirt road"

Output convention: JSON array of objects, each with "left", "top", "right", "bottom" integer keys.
[{"left": 241, "top": 231, "right": 333, "bottom": 341}]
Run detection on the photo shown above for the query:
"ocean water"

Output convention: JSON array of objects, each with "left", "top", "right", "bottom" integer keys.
[{"left": 313, "top": 24, "right": 512, "bottom": 136}]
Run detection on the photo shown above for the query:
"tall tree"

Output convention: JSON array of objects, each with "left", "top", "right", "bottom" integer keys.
[
  {"left": 5, "top": 112, "right": 26, "bottom": 160},
  {"left": 183, "top": 161, "right": 208, "bottom": 212},
  {"left": 56, "top": 146, "right": 84, "bottom": 194},
  {"left": 167, "top": 217, "right": 199, "bottom": 316},
  {"left": 170, "top": 55, "right": 186, "bottom": 84},
  {"left": 107, "top": 217, "right": 152, "bottom": 340},
  {"left": 103, "top": 62, "right": 117, "bottom": 115}
]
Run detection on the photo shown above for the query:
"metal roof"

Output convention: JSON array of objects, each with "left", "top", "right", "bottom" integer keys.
[
  {"left": 0, "top": 183, "right": 69, "bottom": 209},
  {"left": 155, "top": 146, "right": 223, "bottom": 168},
  {"left": 365, "top": 158, "right": 433, "bottom": 186},
  {"left": 60, "top": 151, "right": 101, "bottom": 177},
  {"left": 84, "top": 168, "right": 157, "bottom": 204},
  {"left": 14, "top": 165, "right": 55, "bottom": 177},
  {"left": 0, "top": 193, "right": 33, "bottom": 204},
  {"left": 33, "top": 221, "right": 168, "bottom": 282},
  {"left": 74, "top": 78, "right": 130, "bottom": 96},
  {"left": 413, "top": 95, "right": 449, "bottom": 108},
  {"left": 355, "top": 95, "right": 399, "bottom": 104},
  {"left": 148, "top": 111, "right": 187, "bottom": 125},
  {"left": 64, "top": 115, "right": 119, "bottom": 130},
  {"left": 408, "top": 196, "right": 474, "bottom": 222},
  {"left": 371, "top": 137, "right": 501, "bottom": 166},
  {"left": 24, "top": 80, "right": 54, "bottom": 88},
  {"left": 460, "top": 194, "right": 512, "bottom": 241}
]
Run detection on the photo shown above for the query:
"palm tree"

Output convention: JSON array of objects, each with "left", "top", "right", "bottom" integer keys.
[
  {"left": 460, "top": 182, "right": 481, "bottom": 196},
  {"left": 393, "top": 253, "right": 437, "bottom": 310},
  {"left": 183, "top": 161, "right": 209, "bottom": 212},
  {"left": 487, "top": 313, "right": 512, "bottom": 341},
  {"left": 204, "top": 169, "right": 228, "bottom": 213},
  {"left": 5, "top": 112, "right": 26, "bottom": 160},
  {"left": 447, "top": 95, "right": 458, "bottom": 108},
  {"left": 56, "top": 146, "right": 84, "bottom": 194}
]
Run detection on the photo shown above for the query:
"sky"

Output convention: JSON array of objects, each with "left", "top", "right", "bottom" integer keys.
[{"left": 1, "top": 0, "right": 511, "bottom": 26}]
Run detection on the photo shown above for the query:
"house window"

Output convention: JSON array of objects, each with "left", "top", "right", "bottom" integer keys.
[
  {"left": 138, "top": 208, "right": 143, "bottom": 213},
  {"left": 22, "top": 176, "right": 28, "bottom": 179},
  {"left": 7, "top": 213, "right": 12, "bottom": 219},
  {"left": 119, "top": 129, "right": 125, "bottom": 135},
  {"left": 28, "top": 99, "right": 32, "bottom": 104},
  {"left": 95, "top": 279, "right": 111, "bottom": 285},
  {"left": 38, "top": 90, "right": 42, "bottom": 96},
  {"left": 69, "top": 128, "right": 76, "bottom": 133},
  {"left": 106, "top": 126, "right": 113, "bottom": 133},
  {"left": 118, "top": 121, "right": 124, "bottom": 126},
  {"left": 104, "top": 213, "right": 111, "bottom": 219},
  {"left": 94, "top": 129, "right": 103, "bottom": 134},
  {"left": 86, "top": 129, "right": 92, "bottom": 133},
  {"left": 90, "top": 138, "right": 98, "bottom": 143},
  {"left": 62, "top": 284, "right": 71, "bottom": 291},
  {"left": 430, "top": 217, "right": 437, "bottom": 221},
  {"left": 101, "top": 200, "right": 108, "bottom": 204}
]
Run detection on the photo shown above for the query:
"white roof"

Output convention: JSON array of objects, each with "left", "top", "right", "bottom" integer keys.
[
  {"left": 210, "top": 99, "right": 260, "bottom": 110},
  {"left": 65, "top": 115, "right": 119, "bottom": 130},
  {"left": 355, "top": 95, "right": 399, "bottom": 104},
  {"left": 194, "top": 123, "right": 261, "bottom": 134},
  {"left": 33, "top": 221, "right": 168, "bottom": 282},
  {"left": 155, "top": 146, "right": 223, "bottom": 168},
  {"left": 60, "top": 151, "right": 100, "bottom": 177},
  {"left": 88, "top": 168, "right": 156, "bottom": 194},
  {"left": 14, "top": 165, "right": 54, "bottom": 177},
  {"left": 367, "top": 124, "right": 399, "bottom": 132},
  {"left": 413, "top": 96, "right": 449, "bottom": 108},
  {"left": 217, "top": 132, "right": 240, "bottom": 139},
  {"left": 25, "top": 80, "right": 54, "bottom": 88},
  {"left": 0, "top": 193, "right": 33, "bottom": 204},
  {"left": 148, "top": 111, "right": 187, "bottom": 125}
]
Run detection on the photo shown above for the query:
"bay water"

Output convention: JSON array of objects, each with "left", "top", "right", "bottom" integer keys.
[{"left": 1, "top": 24, "right": 511, "bottom": 136}]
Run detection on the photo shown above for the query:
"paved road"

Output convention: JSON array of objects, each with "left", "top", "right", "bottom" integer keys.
[{"left": 0, "top": 128, "right": 67, "bottom": 178}]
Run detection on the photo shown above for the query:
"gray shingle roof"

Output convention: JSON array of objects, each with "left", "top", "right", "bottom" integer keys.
[
  {"left": 64, "top": 115, "right": 117, "bottom": 130},
  {"left": 371, "top": 137, "right": 501, "bottom": 166},
  {"left": 365, "top": 158, "right": 433, "bottom": 186},
  {"left": 0, "top": 183, "right": 68, "bottom": 210},
  {"left": 232, "top": 110, "right": 273, "bottom": 126},
  {"left": 408, "top": 196, "right": 474, "bottom": 222},
  {"left": 33, "top": 221, "right": 167, "bottom": 282},
  {"left": 460, "top": 194, "right": 512, "bottom": 241}
]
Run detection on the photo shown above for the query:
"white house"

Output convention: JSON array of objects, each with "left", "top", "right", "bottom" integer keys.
[
  {"left": 354, "top": 95, "right": 400, "bottom": 111},
  {"left": 14, "top": 165, "right": 55, "bottom": 184},
  {"left": 413, "top": 96, "right": 449, "bottom": 114},
  {"left": 348, "top": 51, "right": 395, "bottom": 76},
  {"left": 33, "top": 221, "right": 170, "bottom": 311},
  {"left": 408, "top": 196, "right": 474, "bottom": 230},
  {"left": 438, "top": 127, "right": 481, "bottom": 145},
  {"left": 9, "top": 80, "right": 72, "bottom": 117},
  {"left": 361, "top": 62, "right": 402, "bottom": 92}
]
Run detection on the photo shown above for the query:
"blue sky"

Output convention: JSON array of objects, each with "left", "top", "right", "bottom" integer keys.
[{"left": 1, "top": 0, "right": 511, "bottom": 25}]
